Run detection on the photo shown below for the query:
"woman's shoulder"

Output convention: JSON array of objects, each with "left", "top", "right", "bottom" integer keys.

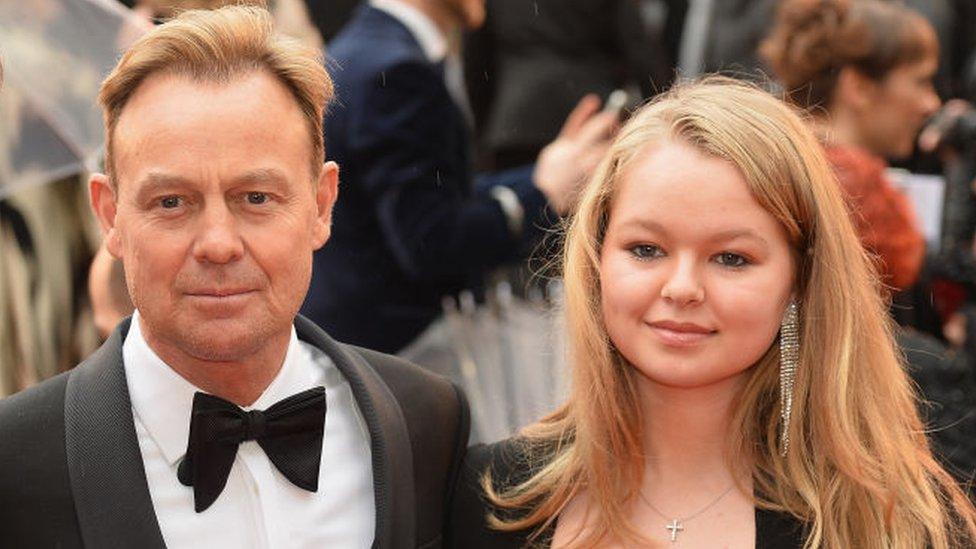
[
  {"left": 466, "top": 437, "right": 541, "bottom": 481},
  {"left": 448, "top": 437, "right": 552, "bottom": 548},
  {"left": 755, "top": 506, "right": 807, "bottom": 549}
]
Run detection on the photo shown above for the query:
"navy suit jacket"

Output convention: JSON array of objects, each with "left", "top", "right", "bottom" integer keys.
[{"left": 301, "top": 4, "right": 553, "bottom": 353}]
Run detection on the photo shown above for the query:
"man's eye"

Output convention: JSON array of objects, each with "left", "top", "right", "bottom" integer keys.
[
  {"left": 630, "top": 244, "right": 663, "bottom": 260},
  {"left": 246, "top": 192, "right": 269, "bottom": 205},
  {"left": 715, "top": 252, "right": 749, "bottom": 267},
  {"left": 160, "top": 196, "right": 182, "bottom": 209}
]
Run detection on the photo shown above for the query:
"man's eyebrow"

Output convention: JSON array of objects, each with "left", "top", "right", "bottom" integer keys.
[
  {"left": 133, "top": 169, "right": 291, "bottom": 194},
  {"left": 233, "top": 168, "right": 289, "bottom": 187},
  {"left": 134, "top": 172, "right": 193, "bottom": 196}
]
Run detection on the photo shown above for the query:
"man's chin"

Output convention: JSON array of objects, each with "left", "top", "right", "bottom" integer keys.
[
  {"left": 172, "top": 323, "right": 275, "bottom": 363},
  {"left": 177, "top": 334, "right": 262, "bottom": 362}
]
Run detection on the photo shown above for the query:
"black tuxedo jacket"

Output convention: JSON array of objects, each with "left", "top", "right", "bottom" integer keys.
[{"left": 0, "top": 315, "right": 469, "bottom": 549}]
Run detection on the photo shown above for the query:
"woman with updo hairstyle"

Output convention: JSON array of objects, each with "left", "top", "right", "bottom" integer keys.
[
  {"left": 449, "top": 77, "right": 976, "bottom": 548},
  {"left": 760, "top": 0, "right": 939, "bottom": 292}
]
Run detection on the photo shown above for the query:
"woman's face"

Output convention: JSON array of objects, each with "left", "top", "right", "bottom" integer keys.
[
  {"left": 857, "top": 55, "right": 941, "bottom": 159},
  {"left": 599, "top": 141, "right": 795, "bottom": 390}
]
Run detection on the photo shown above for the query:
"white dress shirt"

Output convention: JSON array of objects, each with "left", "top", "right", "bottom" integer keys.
[{"left": 123, "top": 310, "right": 374, "bottom": 548}]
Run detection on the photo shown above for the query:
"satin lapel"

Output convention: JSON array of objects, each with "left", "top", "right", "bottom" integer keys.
[
  {"left": 296, "top": 315, "right": 416, "bottom": 549},
  {"left": 64, "top": 317, "right": 166, "bottom": 548}
]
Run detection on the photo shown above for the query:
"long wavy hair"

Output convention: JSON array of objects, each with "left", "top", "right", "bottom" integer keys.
[{"left": 484, "top": 77, "right": 976, "bottom": 548}]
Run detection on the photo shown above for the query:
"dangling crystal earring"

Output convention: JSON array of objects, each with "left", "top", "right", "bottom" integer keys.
[{"left": 779, "top": 301, "right": 799, "bottom": 457}]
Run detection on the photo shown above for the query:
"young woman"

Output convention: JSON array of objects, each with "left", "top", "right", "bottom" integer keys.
[
  {"left": 449, "top": 77, "right": 976, "bottom": 548},
  {"left": 760, "top": 0, "right": 940, "bottom": 292}
]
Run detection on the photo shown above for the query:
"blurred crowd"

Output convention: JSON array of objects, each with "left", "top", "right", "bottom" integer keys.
[{"left": 3, "top": 0, "right": 976, "bottom": 482}]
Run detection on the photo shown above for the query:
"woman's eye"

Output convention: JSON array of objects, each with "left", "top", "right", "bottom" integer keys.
[
  {"left": 715, "top": 252, "right": 749, "bottom": 267},
  {"left": 246, "top": 192, "right": 269, "bottom": 205},
  {"left": 630, "top": 244, "right": 663, "bottom": 260},
  {"left": 160, "top": 196, "right": 182, "bottom": 209}
]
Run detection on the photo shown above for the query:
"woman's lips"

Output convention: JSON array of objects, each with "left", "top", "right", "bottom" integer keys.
[{"left": 647, "top": 320, "right": 716, "bottom": 347}]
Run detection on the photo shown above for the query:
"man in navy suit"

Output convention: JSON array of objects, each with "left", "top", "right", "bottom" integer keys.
[{"left": 301, "top": 0, "right": 618, "bottom": 353}]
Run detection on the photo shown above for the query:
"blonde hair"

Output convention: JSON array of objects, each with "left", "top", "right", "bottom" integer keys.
[
  {"left": 98, "top": 5, "right": 331, "bottom": 184},
  {"left": 485, "top": 77, "right": 976, "bottom": 548}
]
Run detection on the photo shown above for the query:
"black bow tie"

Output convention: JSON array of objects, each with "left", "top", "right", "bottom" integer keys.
[{"left": 177, "top": 387, "right": 327, "bottom": 512}]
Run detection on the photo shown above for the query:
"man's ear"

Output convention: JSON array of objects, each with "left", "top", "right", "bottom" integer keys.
[
  {"left": 90, "top": 173, "right": 123, "bottom": 259},
  {"left": 836, "top": 66, "right": 877, "bottom": 111},
  {"left": 312, "top": 161, "right": 339, "bottom": 249}
]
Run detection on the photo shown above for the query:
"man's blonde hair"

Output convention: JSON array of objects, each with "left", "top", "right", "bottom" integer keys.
[{"left": 99, "top": 5, "right": 331, "bottom": 184}]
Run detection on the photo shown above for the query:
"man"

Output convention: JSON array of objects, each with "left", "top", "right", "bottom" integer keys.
[
  {"left": 0, "top": 7, "right": 467, "bottom": 548},
  {"left": 301, "top": 0, "right": 618, "bottom": 353}
]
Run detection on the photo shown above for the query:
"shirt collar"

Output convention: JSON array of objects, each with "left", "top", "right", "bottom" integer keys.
[
  {"left": 370, "top": 0, "right": 448, "bottom": 62},
  {"left": 122, "top": 309, "right": 318, "bottom": 466}
]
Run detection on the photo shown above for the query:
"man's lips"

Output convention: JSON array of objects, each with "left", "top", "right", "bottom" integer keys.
[
  {"left": 184, "top": 288, "right": 256, "bottom": 297},
  {"left": 647, "top": 320, "right": 717, "bottom": 346}
]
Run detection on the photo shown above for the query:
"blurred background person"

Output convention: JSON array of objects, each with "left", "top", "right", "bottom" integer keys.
[
  {"left": 88, "top": 243, "right": 134, "bottom": 339},
  {"left": 463, "top": 0, "right": 671, "bottom": 171},
  {"left": 451, "top": 77, "right": 976, "bottom": 548},
  {"left": 760, "top": 0, "right": 936, "bottom": 295},
  {"left": 301, "top": 0, "right": 618, "bottom": 356},
  {"left": 0, "top": 0, "right": 149, "bottom": 396},
  {"left": 121, "top": 0, "right": 323, "bottom": 49},
  {"left": 760, "top": 0, "right": 976, "bottom": 482}
]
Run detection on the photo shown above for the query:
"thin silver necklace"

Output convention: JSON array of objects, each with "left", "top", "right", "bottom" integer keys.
[{"left": 638, "top": 485, "right": 735, "bottom": 543}]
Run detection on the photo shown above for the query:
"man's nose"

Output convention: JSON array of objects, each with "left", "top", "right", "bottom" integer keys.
[
  {"left": 660, "top": 257, "right": 704, "bottom": 306},
  {"left": 192, "top": 203, "right": 244, "bottom": 264}
]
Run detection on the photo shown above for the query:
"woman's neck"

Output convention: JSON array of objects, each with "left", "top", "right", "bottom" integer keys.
[
  {"left": 637, "top": 373, "right": 747, "bottom": 485},
  {"left": 816, "top": 109, "right": 870, "bottom": 152}
]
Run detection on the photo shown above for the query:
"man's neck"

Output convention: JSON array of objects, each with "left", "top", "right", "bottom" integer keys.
[
  {"left": 140, "top": 319, "right": 291, "bottom": 407},
  {"left": 391, "top": 0, "right": 460, "bottom": 37}
]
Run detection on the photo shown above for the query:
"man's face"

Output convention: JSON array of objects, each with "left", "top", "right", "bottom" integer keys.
[{"left": 90, "top": 70, "right": 337, "bottom": 364}]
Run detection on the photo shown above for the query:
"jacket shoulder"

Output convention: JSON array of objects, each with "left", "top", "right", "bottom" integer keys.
[
  {"left": 0, "top": 369, "right": 71, "bottom": 443},
  {"left": 350, "top": 345, "right": 465, "bottom": 417},
  {"left": 346, "top": 345, "right": 470, "bottom": 546},
  {"left": 0, "top": 371, "right": 83, "bottom": 546},
  {"left": 448, "top": 438, "right": 546, "bottom": 548},
  {"left": 327, "top": 7, "right": 429, "bottom": 80}
]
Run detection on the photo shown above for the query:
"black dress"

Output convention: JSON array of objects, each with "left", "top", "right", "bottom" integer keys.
[{"left": 448, "top": 439, "right": 806, "bottom": 548}]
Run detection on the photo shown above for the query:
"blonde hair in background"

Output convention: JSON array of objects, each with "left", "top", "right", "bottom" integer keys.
[
  {"left": 98, "top": 5, "right": 331, "bottom": 185},
  {"left": 484, "top": 76, "right": 976, "bottom": 548}
]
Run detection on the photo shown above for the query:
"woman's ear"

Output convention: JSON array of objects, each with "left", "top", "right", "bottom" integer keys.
[{"left": 835, "top": 66, "right": 878, "bottom": 112}]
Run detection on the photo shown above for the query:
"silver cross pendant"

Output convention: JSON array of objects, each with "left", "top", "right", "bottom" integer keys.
[{"left": 665, "top": 519, "right": 684, "bottom": 542}]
